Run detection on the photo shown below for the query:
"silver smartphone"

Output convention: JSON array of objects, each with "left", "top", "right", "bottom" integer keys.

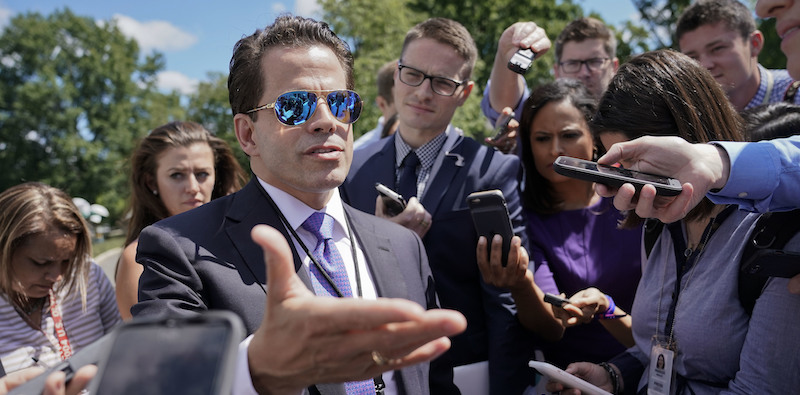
[
  {"left": 375, "top": 182, "right": 407, "bottom": 217},
  {"left": 553, "top": 156, "right": 683, "bottom": 196}
]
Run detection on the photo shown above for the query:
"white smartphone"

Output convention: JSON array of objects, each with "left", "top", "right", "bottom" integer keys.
[
  {"left": 528, "top": 361, "right": 613, "bottom": 395},
  {"left": 553, "top": 156, "right": 683, "bottom": 196}
]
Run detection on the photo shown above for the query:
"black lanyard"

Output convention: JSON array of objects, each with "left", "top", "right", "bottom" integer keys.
[{"left": 664, "top": 205, "right": 734, "bottom": 334}]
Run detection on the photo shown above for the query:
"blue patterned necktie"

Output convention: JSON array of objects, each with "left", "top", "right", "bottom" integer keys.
[{"left": 301, "top": 212, "right": 375, "bottom": 394}]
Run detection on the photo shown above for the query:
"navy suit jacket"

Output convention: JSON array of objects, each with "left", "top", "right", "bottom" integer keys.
[
  {"left": 132, "top": 179, "right": 437, "bottom": 395},
  {"left": 341, "top": 129, "right": 537, "bottom": 394}
]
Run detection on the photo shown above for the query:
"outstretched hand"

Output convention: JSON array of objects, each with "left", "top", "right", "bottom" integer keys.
[{"left": 247, "top": 225, "right": 466, "bottom": 394}]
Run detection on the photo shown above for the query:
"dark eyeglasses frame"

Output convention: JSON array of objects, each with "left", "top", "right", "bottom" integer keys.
[
  {"left": 397, "top": 63, "right": 466, "bottom": 97},
  {"left": 558, "top": 57, "right": 610, "bottom": 74},
  {"left": 245, "top": 89, "right": 362, "bottom": 126}
]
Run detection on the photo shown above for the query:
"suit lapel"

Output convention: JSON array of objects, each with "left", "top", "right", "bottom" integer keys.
[
  {"left": 344, "top": 206, "right": 408, "bottom": 299},
  {"left": 224, "top": 180, "right": 313, "bottom": 291},
  {"left": 421, "top": 133, "right": 466, "bottom": 217}
]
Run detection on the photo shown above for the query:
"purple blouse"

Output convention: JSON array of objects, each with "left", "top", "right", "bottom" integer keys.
[{"left": 527, "top": 197, "right": 642, "bottom": 367}]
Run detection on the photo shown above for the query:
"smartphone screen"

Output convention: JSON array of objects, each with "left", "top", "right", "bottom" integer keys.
[{"left": 90, "top": 314, "right": 242, "bottom": 395}]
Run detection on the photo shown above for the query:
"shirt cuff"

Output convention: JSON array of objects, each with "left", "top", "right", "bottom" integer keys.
[
  {"left": 232, "top": 335, "right": 258, "bottom": 395},
  {"left": 708, "top": 141, "right": 778, "bottom": 202}
]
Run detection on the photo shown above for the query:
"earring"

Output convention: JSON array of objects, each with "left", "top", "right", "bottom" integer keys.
[{"left": 152, "top": 190, "right": 158, "bottom": 196}]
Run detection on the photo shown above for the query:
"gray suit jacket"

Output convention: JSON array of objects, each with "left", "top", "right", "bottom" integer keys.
[{"left": 132, "top": 179, "right": 436, "bottom": 395}]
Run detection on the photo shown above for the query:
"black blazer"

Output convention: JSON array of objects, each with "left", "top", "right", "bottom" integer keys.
[{"left": 132, "top": 179, "right": 436, "bottom": 395}]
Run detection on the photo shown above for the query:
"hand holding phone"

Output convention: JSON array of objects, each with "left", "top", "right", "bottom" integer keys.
[
  {"left": 544, "top": 293, "right": 571, "bottom": 308},
  {"left": 554, "top": 156, "right": 682, "bottom": 196},
  {"left": 375, "top": 183, "right": 407, "bottom": 217},
  {"left": 528, "top": 361, "right": 613, "bottom": 395},
  {"left": 468, "top": 190, "right": 514, "bottom": 266},
  {"left": 489, "top": 111, "right": 515, "bottom": 142}
]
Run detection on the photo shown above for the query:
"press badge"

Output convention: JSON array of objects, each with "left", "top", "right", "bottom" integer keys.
[{"left": 647, "top": 338, "right": 675, "bottom": 395}]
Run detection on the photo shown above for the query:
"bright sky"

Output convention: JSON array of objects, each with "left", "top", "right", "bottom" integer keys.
[{"left": 0, "top": 0, "right": 640, "bottom": 95}]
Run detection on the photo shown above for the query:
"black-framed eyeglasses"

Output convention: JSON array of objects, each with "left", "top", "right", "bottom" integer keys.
[
  {"left": 558, "top": 57, "right": 610, "bottom": 74},
  {"left": 245, "top": 90, "right": 363, "bottom": 126},
  {"left": 397, "top": 63, "right": 466, "bottom": 96}
]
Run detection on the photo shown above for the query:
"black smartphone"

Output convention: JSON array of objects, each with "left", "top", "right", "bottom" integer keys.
[
  {"left": 489, "top": 111, "right": 516, "bottom": 142},
  {"left": 375, "top": 182, "right": 407, "bottom": 217},
  {"left": 8, "top": 334, "right": 113, "bottom": 395},
  {"left": 553, "top": 156, "right": 683, "bottom": 196},
  {"left": 467, "top": 190, "right": 514, "bottom": 267},
  {"left": 87, "top": 311, "right": 245, "bottom": 395},
  {"left": 543, "top": 293, "right": 571, "bottom": 308},
  {"left": 741, "top": 249, "right": 800, "bottom": 278},
  {"left": 508, "top": 48, "right": 537, "bottom": 74}
]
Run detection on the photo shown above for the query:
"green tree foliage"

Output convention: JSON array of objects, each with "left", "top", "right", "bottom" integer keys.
[
  {"left": 184, "top": 72, "right": 249, "bottom": 172},
  {"left": 0, "top": 8, "right": 183, "bottom": 223},
  {"left": 319, "top": 0, "right": 423, "bottom": 141}
]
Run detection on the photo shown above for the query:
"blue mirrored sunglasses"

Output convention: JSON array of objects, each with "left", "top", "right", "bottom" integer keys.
[{"left": 245, "top": 90, "right": 363, "bottom": 126}]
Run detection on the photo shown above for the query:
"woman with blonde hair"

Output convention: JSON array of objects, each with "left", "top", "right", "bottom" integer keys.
[{"left": 0, "top": 182, "right": 120, "bottom": 373}]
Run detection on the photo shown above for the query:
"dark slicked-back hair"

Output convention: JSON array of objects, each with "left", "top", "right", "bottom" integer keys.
[
  {"left": 676, "top": 0, "right": 756, "bottom": 42},
  {"left": 742, "top": 102, "right": 800, "bottom": 142},
  {"left": 400, "top": 17, "right": 478, "bottom": 80},
  {"left": 228, "top": 14, "right": 355, "bottom": 120},
  {"left": 554, "top": 17, "right": 617, "bottom": 63},
  {"left": 519, "top": 79, "right": 598, "bottom": 215},
  {"left": 592, "top": 49, "right": 744, "bottom": 226}
]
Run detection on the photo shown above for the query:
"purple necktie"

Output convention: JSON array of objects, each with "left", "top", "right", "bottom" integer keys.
[{"left": 301, "top": 212, "right": 375, "bottom": 394}]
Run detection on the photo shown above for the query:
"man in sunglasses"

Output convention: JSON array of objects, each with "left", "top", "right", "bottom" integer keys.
[
  {"left": 342, "top": 18, "right": 538, "bottom": 394},
  {"left": 132, "top": 15, "right": 466, "bottom": 395}
]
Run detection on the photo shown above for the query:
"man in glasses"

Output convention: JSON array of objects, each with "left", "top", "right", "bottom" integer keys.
[
  {"left": 481, "top": 17, "right": 619, "bottom": 138},
  {"left": 342, "top": 18, "right": 538, "bottom": 394},
  {"left": 132, "top": 14, "right": 466, "bottom": 395},
  {"left": 677, "top": 0, "right": 800, "bottom": 111}
]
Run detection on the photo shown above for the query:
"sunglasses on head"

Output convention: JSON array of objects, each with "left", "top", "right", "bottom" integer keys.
[{"left": 245, "top": 90, "right": 363, "bottom": 126}]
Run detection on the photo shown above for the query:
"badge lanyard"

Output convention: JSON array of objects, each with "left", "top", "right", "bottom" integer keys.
[{"left": 47, "top": 289, "right": 73, "bottom": 360}]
